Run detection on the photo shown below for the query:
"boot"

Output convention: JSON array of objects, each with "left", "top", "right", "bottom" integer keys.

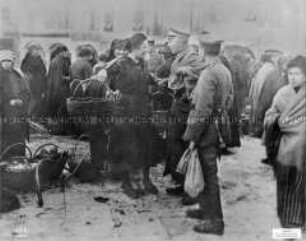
[
  {"left": 166, "top": 186, "right": 184, "bottom": 196},
  {"left": 181, "top": 195, "right": 198, "bottom": 206},
  {"left": 193, "top": 220, "right": 224, "bottom": 236},
  {"left": 186, "top": 209, "right": 206, "bottom": 219}
]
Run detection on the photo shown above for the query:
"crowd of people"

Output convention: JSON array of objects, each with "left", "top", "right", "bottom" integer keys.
[{"left": 0, "top": 27, "right": 305, "bottom": 235}]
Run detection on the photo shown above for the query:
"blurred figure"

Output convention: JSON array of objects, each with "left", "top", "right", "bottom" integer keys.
[
  {"left": 146, "top": 39, "right": 165, "bottom": 74},
  {"left": 249, "top": 50, "right": 287, "bottom": 137},
  {"left": 188, "top": 35, "right": 201, "bottom": 54},
  {"left": 0, "top": 49, "right": 31, "bottom": 159},
  {"left": 264, "top": 55, "right": 306, "bottom": 229},
  {"left": 83, "top": 43, "right": 98, "bottom": 67},
  {"left": 21, "top": 42, "right": 47, "bottom": 119},
  {"left": 45, "top": 43, "right": 71, "bottom": 135},
  {"left": 71, "top": 44, "right": 94, "bottom": 81}
]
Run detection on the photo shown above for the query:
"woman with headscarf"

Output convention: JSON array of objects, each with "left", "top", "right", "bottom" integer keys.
[
  {"left": 0, "top": 50, "right": 31, "bottom": 159},
  {"left": 21, "top": 42, "right": 47, "bottom": 118},
  {"left": 264, "top": 55, "right": 306, "bottom": 229},
  {"left": 45, "top": 43, "right": 71, "bottom": 135}
]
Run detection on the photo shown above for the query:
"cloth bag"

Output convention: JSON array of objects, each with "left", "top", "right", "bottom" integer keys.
[
  {"left": 184, "top": 149, "right": 205, "bottom": 198},
  {"left": 176, "top": 148, "right": 192, "bottom": 174}
]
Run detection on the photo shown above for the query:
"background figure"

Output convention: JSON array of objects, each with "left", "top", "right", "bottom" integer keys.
[
  {"left": 70, "top": 44, "right": 94, "bottom": 81},
  {"left": 45, "top": 43, "right": 71, "bottom": 135},
  {"left": 264, "top": 55, "right": 306, "bottom": 229},
  {"left": 249, "top": 50, "right": 281, "bottom": 137},
  {"left": 21, "top": 42, "right": 47, "bottom": 118},
  {"left": 146, "top": 39, "right": 165, "bottom": 74},
  {"left": 0, "top": 50, "right": 31, "bottom": 159}
]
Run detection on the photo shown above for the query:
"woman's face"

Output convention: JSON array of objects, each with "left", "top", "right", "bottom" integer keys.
[
  {"left": 134, "top": 41, "right": 148, "bottom": 60},
  {"left": 1, "top": 60, "right": 14, "bottom": 70},
  {"left": 288, "top": 67, "right": 306, "bottom": 88}
]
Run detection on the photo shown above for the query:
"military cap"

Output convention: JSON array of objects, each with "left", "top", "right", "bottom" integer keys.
[
  {"left": 198, "top": 33, "right": 224, "bottom": 55},
  {"left": 198, "top": 33, "right": 223, "bottom": 46},
  {"left": 168, "top": 27, "right": 190, "bottom": 38}
]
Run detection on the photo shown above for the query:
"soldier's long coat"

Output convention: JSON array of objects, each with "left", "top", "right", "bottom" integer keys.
[{"left": 183, "top": 57, "right": 233, "bottom": 148}]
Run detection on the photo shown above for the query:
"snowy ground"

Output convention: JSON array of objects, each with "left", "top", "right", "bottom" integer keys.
[{"left": 0, "top": 134, "right": 288, "bottom": 241}]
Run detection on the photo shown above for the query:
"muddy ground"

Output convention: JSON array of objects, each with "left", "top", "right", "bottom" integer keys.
[{"left": 0, "top": 134, "right": 286, "bottom": 241}]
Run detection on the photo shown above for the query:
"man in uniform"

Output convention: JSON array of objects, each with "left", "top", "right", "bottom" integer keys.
[
  {"left": 183, "top": 34, "right": 233, "bottom": 235},
  {"left": 163, "top": 28, "right": 204, "bottom": 203}
]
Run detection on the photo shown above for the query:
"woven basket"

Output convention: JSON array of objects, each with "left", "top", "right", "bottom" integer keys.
[
  {"left": 0, "top": 143, "right": 36, "bottom": 193},
  {"left": 67, "top": 78, "right": 125, "bottom": 117}
]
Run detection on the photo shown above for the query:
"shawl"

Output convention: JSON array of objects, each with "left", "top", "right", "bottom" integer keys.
[
  {"left": 265, "top": 84, "right": 306, "bottom": 171},
  {"left": 278, "top": 84, "right": 306, "bottom": 170}
]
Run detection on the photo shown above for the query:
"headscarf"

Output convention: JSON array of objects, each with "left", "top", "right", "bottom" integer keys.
[{"left": 0, "top": 49, "right": 15, "bottom": 62}]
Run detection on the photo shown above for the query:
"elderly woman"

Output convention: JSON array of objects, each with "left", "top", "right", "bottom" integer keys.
[
  {"left": 0, "top": 50, "right": 31, "bottom": 159},
  {"left": 264, "top": 55, "right": 306, "bottom": 229}
]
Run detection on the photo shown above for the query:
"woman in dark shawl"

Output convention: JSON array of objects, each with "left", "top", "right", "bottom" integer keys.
[
  {"left": 45, "top": 43, "right": 71, "bottom": 134},
  {"left": 107, "top": 33, "right": 159, "bottom": 198},
  {"left": 264, "top": 55, "right": 306, "bottom": 229},
  {"left": 0, "top": 50, "right": 31, "bottom": 159},
  {"left": 21, "top": 42, "right": 47, "bottom": 118}
]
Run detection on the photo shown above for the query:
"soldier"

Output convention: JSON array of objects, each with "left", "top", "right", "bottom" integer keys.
[
  {"left": 163, "top": 28, "right": 204, "bottom": 202},
  {"left": 183, "top": 35, "right": 233, "bottom": 235}
]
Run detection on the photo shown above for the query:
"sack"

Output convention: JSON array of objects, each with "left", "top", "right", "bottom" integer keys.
[
  {"left": 184, "top": 149, "right": 205, "bottom": 198},
  {"left": 176, "top": 148, "right": 191, "bottom": 174}
]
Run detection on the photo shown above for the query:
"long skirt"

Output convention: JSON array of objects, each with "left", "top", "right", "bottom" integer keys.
[{"left": 275, "top": 162, "right": 305, "bottom": 228}]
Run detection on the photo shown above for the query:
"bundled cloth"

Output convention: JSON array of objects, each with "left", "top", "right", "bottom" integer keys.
[
  {"left": 184, "top": 148, "right": 204, "bottom": 198},
  {"left": 176, "top": 147, "right": 205, "bottom": 198}
]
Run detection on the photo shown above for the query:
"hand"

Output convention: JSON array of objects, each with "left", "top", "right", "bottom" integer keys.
[
  {"left": 157, "top": 78, "right": 168, "bottom": 86},
  {"left": 94, "top": 69, "right": 107, "bottom": 82},
  {"left": 10, "top": 99, "right": 23, "bottom": 106},
  {"left": 188, "top": 141, "right": 195, "bottom": 151}
]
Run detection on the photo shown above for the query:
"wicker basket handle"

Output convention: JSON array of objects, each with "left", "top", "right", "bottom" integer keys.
[
  {"left": 33, "top": 143, "right": 62, "bottom": 157},
  {"left": 0, "top": 142, "right": 33, "bottom": 160},
  {"left": 72, "top": 78, "right": 94, "bottom": 97}
]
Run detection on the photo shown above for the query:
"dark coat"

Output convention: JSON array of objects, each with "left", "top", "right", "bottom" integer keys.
[
  {"left": 252, "top": 68, "right": 286, "bottom": 137},
  {"left": 107, "top": 56, "right": 159, "bottom": 171},
  {"left": 45, "top": 52, "right": 71, "bottom": 116},
  {"left": 0, "top": 67, "right": 31, "bottom": 158},
  {"left": 183, "top": 57, "right": 233, "bottom": 148},
  {"left": 21, "top": 53, "right": 47, "bottom": 116},
  {"left": 70, "top": 59, "right": 93, "bottom": 81}
]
